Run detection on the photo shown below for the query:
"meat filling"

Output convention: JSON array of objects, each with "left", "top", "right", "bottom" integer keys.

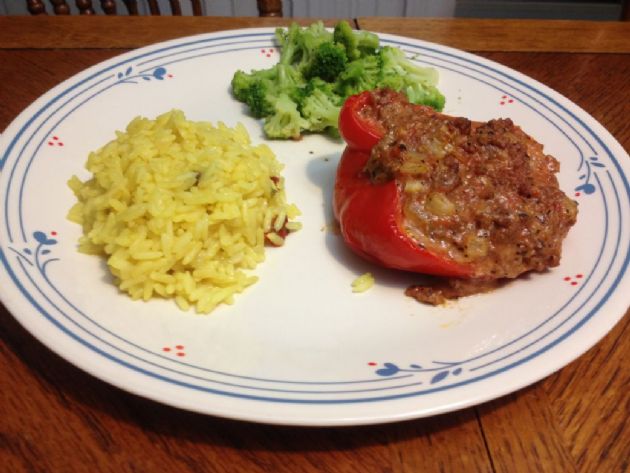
[{"left": 362, "top": 89, "right": 578, "bottom": 303}]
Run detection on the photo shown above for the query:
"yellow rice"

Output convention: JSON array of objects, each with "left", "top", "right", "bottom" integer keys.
[{"left": 67, "top": 110, "right": 300, "bottom": 313}]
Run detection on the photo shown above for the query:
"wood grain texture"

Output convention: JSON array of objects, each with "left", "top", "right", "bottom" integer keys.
[
  {"left": 2, "top": 16, "right": 630, "bottom": 51},
  {"left": 1, "top": 17, "right": 629, "bottom": 473},
  {"left": 542, "top": 314, "right": 630, "bottom": 473},
  {"left": 1, "top": 311, "right": 493, "bottom": 472},
  {"left": 476, "top": 312, "right": 630, "bottom": 473},
  {"left": 357, "top": 17, "right": 630, "bottom": 53},
  {"left": 477, "top": 387, "right": 579, "bottom": 473},
  {"left": 0, "top": 16, "right": 345, "bottom": 49}
]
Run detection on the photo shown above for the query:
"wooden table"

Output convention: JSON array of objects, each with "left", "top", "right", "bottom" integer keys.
[{"left": 1, "top": 16, "right": 628, "bottom": 473}]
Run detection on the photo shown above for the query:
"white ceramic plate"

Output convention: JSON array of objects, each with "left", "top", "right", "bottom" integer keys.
[{"left": 1, "top": 28, "right": 628, "bottom": 426}]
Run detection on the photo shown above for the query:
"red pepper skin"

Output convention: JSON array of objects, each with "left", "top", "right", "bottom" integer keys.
[
  {"left": 334, "top": 91, "right": 473, "bottom": 278},
  {"left": 337, "top": 92, "right": 384, "bottom": 152}
]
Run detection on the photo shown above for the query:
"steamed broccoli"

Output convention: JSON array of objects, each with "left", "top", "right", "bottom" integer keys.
[
  {"left": 275, "top": 21, "right": 333, "bottom": 72},
  {"left": 305, "top": 42, "right": 348, "bottom": 82},
  {"left": 243, "top": 80, "right": 274, "bottom": 118},
  {"left": 274, "top": 63, "right": 305, "bottom": 96},
  {"left": 379, "top": 46, "right": 438, "bottom": 84},
  {"left": 231, "top": 63, "right": 305, "bottom": 119},
  {"left": 299, "top": 78, "right": 343, "bottom": 133},
  {"left": 231, "top": 70, "right": 255, "bottom": 102},
  {"left": 377, "top": 46, "right": 444, "bottom": 108},
  {"left": 263, "top": 93, "right": 309, "bottom": 140},
  {"left": 301, "top": 89, "right": 341, "bottom": 133},
  {"left": 333, "top": 20, "right": 379, "bottom": 60},
  {"left": 231, "top": 70, "right": 274, "bottom": 118},
  {"left": 231, "top": 21, "right": 446, "bottom": 139},
  {"left": 296, "top": 21, "right": 334, "bottom": 64},
  {"left": 403, "top": 83, "right": 446, "bottom": 111},
  {"left": 275, "top": 22, "right": 303, "bottom": 66},
  {"left": 231, "top": 68, "right": 275, "bottom": 103},
  {"left": 336, "top": 55, "right": 381, "bottom": 97}
]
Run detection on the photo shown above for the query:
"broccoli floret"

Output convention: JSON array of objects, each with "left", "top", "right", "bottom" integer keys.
[
  {"left": 274, "top": 63, "right": 305, "bottom": 95},
  {"left": 263, "top": 93, "right": 309, "bottom": 140},
  {"left": 301, "top": 89, "right": 341, "bottom": 133},
  {"left": 231, "top": 64, "right": 305, "bottom": 120},
  {"left": 275, "top": 23, "right": 303, "bottom": 66},
  {"left": 297, "top": 76, "right": 337, "bottom": 103},
  {"left": 378, "top": 46, "right": 445, "bottom": 110},
  {"left": 299, "top": 78, "right": 343, "bottom": 132},
  {"left": 404, "top": 83, "right": 446, "bottom": 111},
  {"left": 243, "top": 80, "right": 274, "bottom": 118},
  {"left": 298, "top": 21, "right": 334, "bottom": 61},
  {"left": 231, "top": 66, "right": 279, "bottom": 102},
  {"left": 379, "top": 46, "right": 439, "bottom": 87},
  {"left": 333, "top": 20, "right": 380, "bottom": 60},
  {"left": 377, "top": 72, "right": 445, "bottom": 110},
  {"left": 376, "top": 73, "right": 405, "bottom": 92},
  {"left": 231, "top": 70, "right": 258, "bottom": 102},
  {"left": 293, "top": 77, "right": 332, "bottom": 112},
  {"left": 336, "top": 55, "right": 381, "bottom": 97},
  {"left": 231, "top": 71, "right": 274, "bottom": 118},
  {"left": 305, "top": 42, "right": 348, "bottom": 82},
  {"left": 276, "top": 21, "right": 334, "bottom": 72}
]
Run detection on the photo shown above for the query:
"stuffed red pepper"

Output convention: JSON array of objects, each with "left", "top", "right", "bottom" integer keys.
[{"left": 333, "top": 89, "right": 577, "bottom": 301}]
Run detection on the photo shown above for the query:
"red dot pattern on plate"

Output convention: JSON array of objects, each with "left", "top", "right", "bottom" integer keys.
[
  {"left": 499, "top": 95, "right": 514, "bottom": 106},
  {"left": 575, "top": 192, "right": 581, "bottom": 197},
  {"left": 48, "top": 136, "right": 64, "bottom": 147},
  {"left": 167, "top": 74, "right": 174, "bottom": 78},
  {"left": 163, "top": 345, "right": 186, "bottom": 357},
  {"left": 367, "top": 362, "right": 377, "bottom": 366},
  {"left": 51, "top": 231, "right": 57, "bottom": 236},
  {"left": 260, "top": 48, "right": 276, "bottom": 58},
  {"left": 564, "top": 274, "right": 584, "bottom": 286}
]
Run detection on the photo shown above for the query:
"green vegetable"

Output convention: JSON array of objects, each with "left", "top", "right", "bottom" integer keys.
[
  {"left": 379, "top": 46, "right": 438, "bottom": 85},
  {"left": 305, "top": 42, "right": 348, "bottom": 82},
  {"left": 230, "top": 20, "right": 446, "bottom": 139},
  {"left": 378, "top": 46, "right": 445, "bottom": 111},
  {"left": 404, "top": 82, "right": 445, "bottom": 111},
  {"left": 300, "top": 78, "right": 343, "bottom": 133},
  {"left": 333, "top": 20, "right": 379, "bottom": 61},
  {"left": 263, "top": 93, "right": 309, "bottom": 140},
  {"left": 335, "top": 55, "right": 381, "bottom": 97}
]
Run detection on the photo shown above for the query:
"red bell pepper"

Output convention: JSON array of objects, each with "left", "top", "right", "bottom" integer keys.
[{"left": 333, "top": 91, "right": 473, "bottom": 278}]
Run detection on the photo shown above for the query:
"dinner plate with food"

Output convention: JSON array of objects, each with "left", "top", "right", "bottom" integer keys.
[{"left": 0, "top": 22, "right": 628, "bottom": 425}]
